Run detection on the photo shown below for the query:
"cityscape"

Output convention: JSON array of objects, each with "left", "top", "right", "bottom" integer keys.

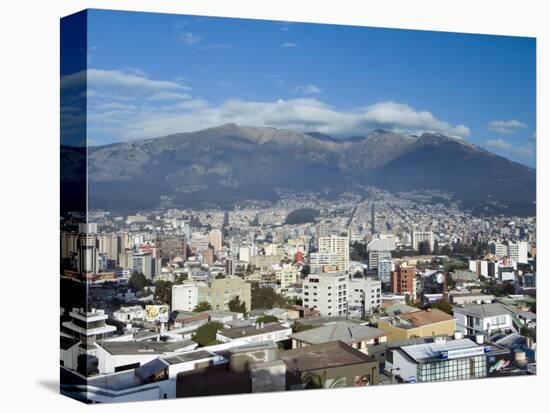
[{"left": 60, "top": 9, "right": 536, "bottom": 404}]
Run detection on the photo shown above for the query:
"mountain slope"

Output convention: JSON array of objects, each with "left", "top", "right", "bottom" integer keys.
[{"left": 60, "top": 124, "right": 535, "bottom": 214}]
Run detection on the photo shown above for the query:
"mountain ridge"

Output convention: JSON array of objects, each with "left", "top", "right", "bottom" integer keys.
[{"left": 61, "top": 124, "right": 535, "bottom": 214}]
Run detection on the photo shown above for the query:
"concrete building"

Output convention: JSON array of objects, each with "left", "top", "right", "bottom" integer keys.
[
  {"left": 172, "top": 277, "right": 252, "bottom": 313},
  {"left": 289, "top": 321, "right": 387, "bottom": 356},
  {"left": 275, "top": 264, "right": 300, "bottom": 289},
  {"left": 387, "top": 337, "right": 494, "bottom": 383},
  {"left": 216, "top": 323, "right": 292, "bottom": 344},
  {"left": 368, "top": 250, "right": 392, "bottom": 271},
  {"left": 367, "top": 234, "right": 396, "bottom": 252},
  {"left": 302, "top": 272, "right": 348, "bottom": 317},
  {"left": 348, "top": 277, "right": 382, "bottom": 315},
  {"left": 378, "top": 259, "right": 394, "bottom": 284},
  {"left": 490, "top": 241, "right": 508, "bottom": 258},
  {"left": 377, "top": 308, "right": 456, "bottom": 342},
  {"left": 508, "top": 241, "right": 528, "bottom": 264},
  {"left": 280, "top": 341, "right": 380, "bottom": 389},
  {"left": 411, "top": 231, "right": 434, "bottom": 251},
  {"left": 309, "top": 252, "right": 339, "bottom": 274},
  {"left": 391, "top": 264, "right": 417, "bottom": 296},
  {"left": 454, "top": 303, "right": 515, "bottom": 337},
  {"left": 318, "top": 235, "right": 350, "bottom": 273}
]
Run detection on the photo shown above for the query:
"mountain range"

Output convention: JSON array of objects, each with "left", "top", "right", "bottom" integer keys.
[{"left": 61, "top": 123, "right": 536, "bottom": 215}]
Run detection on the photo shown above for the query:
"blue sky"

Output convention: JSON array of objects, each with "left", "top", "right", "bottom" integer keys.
[{"left": 80, "top": 9, "right": 536, "bottom": 166}]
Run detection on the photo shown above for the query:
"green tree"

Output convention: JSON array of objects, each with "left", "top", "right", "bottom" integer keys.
[
  {"left": 418, "top": 240, "right": 431, "bottom": 255},
  {"left": 215, "top": 272, "right": 226, "bottom": 279},
  {"left": 153, "top": 280, "right": 173, "bottom": 305},
  {"left": 174, "top": 274, "right": 188, "bottom": 284},
  {"left": 255, "top": 315, "right": 279, "bottom": 324},
  {"left": 302, "top": 371, "right": 347, "bottom": 389},
  {"left": 292, "top": 321, "right": 315, "bottom": 333},
  {"left": 251, "top": 284, "right": 291, "bottom": 309},
  {"left": 129, "top": 271, "right": 147, "bottom": 293},
  {"left": 431, "top": 299, "right": 454, "bottom": 315},
  {"left": 192, "top": 321, "right": 224, "bottom": 347},
  {"left": 228, "top": 295, "right": 247, "bottom": 314},
  {"left": 193, "top": 301, "right": 212, "bottom": 312}
]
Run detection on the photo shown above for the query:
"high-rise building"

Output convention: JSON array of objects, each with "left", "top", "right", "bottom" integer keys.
[
  {"left": 489, "top": 241, "right": 508, "bottom": 258},
  {"left": 391, "top": 264, "right": 417, "bottom": 296},
  {"left": 133, "top": 252, "right": 153, "bottom": 279},
  {"left": 378, "top": 258, "right": 394, "bottom": 284},
  {"left": 302, "top": 272, "right": 348, "bottom": 317},
  {"left": 349, "top": 277, "right": 382, "bottom": 315},
  {"left": 318, "top": 235, "right": 350, "bottom": 273},
  {"left": 208, "top": 229, "right": 223, "bottom": 252},
  {"left": 368, "top": 251, "right": 392, "bottom": 270},
  {"left": 411, "top": 231, "right": 434, "bottom": 251},
  {"left": 508, "top": 241, "right": 528, "bottom": 264},
  {"left": 309, "top": 252, "right": 339, "bottom": 273}
]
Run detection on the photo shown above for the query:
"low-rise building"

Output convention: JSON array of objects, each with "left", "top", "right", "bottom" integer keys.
[
  {"left": 377, "top": 309, "right": 456, "bottom": 342},
  {"left": 216, "top": 322, "right": 292, "bottom": 344},
  {"left": 454, "top": 303, "right": 515, "bottom": 337}
]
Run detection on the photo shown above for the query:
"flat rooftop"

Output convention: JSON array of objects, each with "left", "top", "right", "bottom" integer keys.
[
  {"left": 280, "top": 341, "right": 374, "bottom": 372},
  {"left": 100, "top": 339, "right": 196, "bottom": 355},
  {"left": 290, "top": 321, "right": 387, "bottom": 345},
  {"left": 218, "top": 322, "right": 289, "bottom": 339}
]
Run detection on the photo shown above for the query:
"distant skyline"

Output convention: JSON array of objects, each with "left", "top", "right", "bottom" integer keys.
[{"left": 75, "top": 9, "right": 535, "bottom": 166}]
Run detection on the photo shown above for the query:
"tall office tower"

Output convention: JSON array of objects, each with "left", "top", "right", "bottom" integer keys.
[
  {"left": 309, "top": 252, "right": 339, "bottom": 274},
  {"left": 302, "top": 272, "right": 348, "bottom": 317},
  {"left": 318, "top": 235, "right": 350, "bottom": 273},
  {"left": 489, "top": 241, "right": 508, "bottom": 258},
  {"left": 368, "top": 250, "right": 392, "bottom": 271},
  {"left": 208, "top": 229, "right": 223, "bottom": 251},
  {"left": 508, "top": 241, "right": 528, "bottom": 264},
  {"left": 316, "top": 222, "right": 332, "bottom": 239},
  {"left": 390, "top": 264, "right": 417, "bottom": 296},
  {"left": 411, "top": 231, "right": 435, "bottom": 251},
  {"left": 76, "top": 223, "right": 99, "bottom": 275}
]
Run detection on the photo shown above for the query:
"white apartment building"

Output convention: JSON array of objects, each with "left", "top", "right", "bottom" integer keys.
[
  {"left": 302, "top": 272, "right": 348, "bottom": 317},
  {"left": 318, "top": 235, "right": 350, "bottom": 273},
  {"left": 489, "top": 241, "right": 508, "bottom": 258},
  {"left": 309, "top": 252, "right": 339, "bottom": 273},
  {"left": 207, "top": 229, "right": 223, "bottom": 251},
  {"left": 275, "top": 264, "right": 300, "bottom": 289},
  {"left": 454, "top": 303, "right": 514, "bottom": 337},
  {"left": 411, "top": 231, "right": 435, "bottom": 251},
  {"left": 172, "top": 284, "right": 199, "bottom": 312},
  {"left": 348, "top": 277, "right": 382, "bottom": 314},
  {"left": 508, "top": 241, "right": 528, "bottom": 264}
]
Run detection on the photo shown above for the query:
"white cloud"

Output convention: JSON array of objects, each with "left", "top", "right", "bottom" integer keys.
[
  {"left": 281, "top": 42, "right": 298, "bottom": 48},
  {"left": 294, "top": 84, "right": 322, "bottom": 95},
  {"left": 488, "top": 119, "right": 528, "bottom": 134},
  {"left": 179, "top": 31, "right": 202, "bottom": 46},
  {"left": 485, "top": 138, "right": 535, "bottom": 159},
  {"left": 88, "top": 94, "right": 471, "bottom": 143}
]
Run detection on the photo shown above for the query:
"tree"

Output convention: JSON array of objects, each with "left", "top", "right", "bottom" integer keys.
[
  {"left": 215, "top": 273, "right": 225, "bottom": 279},
  {"left": 255, "top": 315, "right": 279, "bottom": 324},
  {"left": 418, "top": 241, "right": 431, "bottom": 255},
  {"left": 192, "top": 322, "right": 224, "bottom": 347},
  {"left": 193, "top": 301, "right": 212, "bottom": 312},
  {"left": 292, "top": 321, "right": 315, "bottom": 333},
  {"left": 174, "top": 274, "right": 188, "bottom": 284},
  {"left": 433, "top": 239, "right": 440, "bottom": 255},
  {"left": 302, "top": 370, "right": 347, "bottom": 389},
  {"left": 251, "top": 284, "right": 291, "bottom": 309},
  {"left": 520, "top": 325, "right": 536, "bottom": 340},
  {"left": 228, "top": 295, "right": 247, "bottom": 314},
  {"left": 129, "top": 271, "right": 148, "bottom": 293},
  {"left": 153, "top": 280, "right": 173, "bottom": 305},
  {"left": 431, "top": 299, "right": 453, "bottom": 315}
]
